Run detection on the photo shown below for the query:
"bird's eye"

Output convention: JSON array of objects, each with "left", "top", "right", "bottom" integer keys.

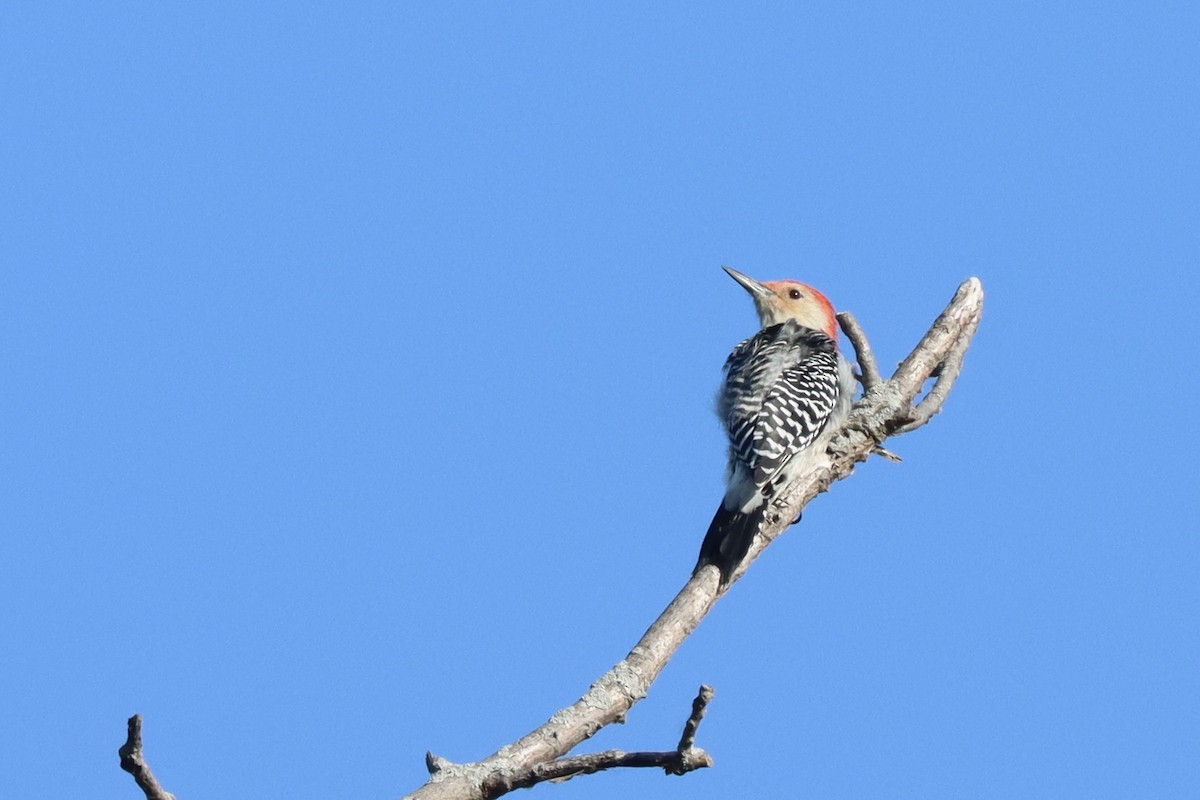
[{"left": 788, "top": 288, "right": 803, "bottom": 300}]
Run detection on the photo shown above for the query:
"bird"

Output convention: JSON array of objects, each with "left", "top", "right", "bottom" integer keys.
[{"left": 695, "top": 267, "right": 856, "bottom": 585}]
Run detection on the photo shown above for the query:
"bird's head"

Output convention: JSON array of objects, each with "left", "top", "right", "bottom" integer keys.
[{"left": 723, "top": 266, "right": 839, "bottom": 339}]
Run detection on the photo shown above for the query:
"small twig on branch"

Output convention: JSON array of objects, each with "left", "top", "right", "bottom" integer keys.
[
  {"left": 870, "top": 445, "right": 902, "bottom": 462},
  {"left": 118, "top": 715, "right": 176, "bottom": 800},
  {"left": 479, "top": 686, "right": 716, "bottom": 797},
  {"left": 837, "top": 311, "right": 882, "bottom": 391},
  {"left": 674, "top": 683, "right": 715, "bottom": 755},
  {"left": 481, "top": 748, "right": 713, "bottom": 797}
]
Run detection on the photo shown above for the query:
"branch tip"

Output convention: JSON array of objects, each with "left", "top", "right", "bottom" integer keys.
[
  {"left": 838, "top": 311, "right": 882, "bottom": 391},
  {"left": 871, "top": 446, "right": 902, "bottom": 462},
  {"left": 118, "top": 714, "right": 177, "bottom": 800},
  {"left": 892, "top": 279, "right": 983, "bottom": 434},
  {"left": 677, "top": 684, "right": 715, "bottom": 752}
]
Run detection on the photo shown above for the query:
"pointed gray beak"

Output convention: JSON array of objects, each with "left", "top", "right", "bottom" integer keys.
[{"left": 723, "top": 266, "right": 772, "bottom": 299}]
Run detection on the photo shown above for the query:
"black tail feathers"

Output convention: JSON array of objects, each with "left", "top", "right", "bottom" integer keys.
[{"left": 695, "top": 505, "right": 764, "bottom": 585}]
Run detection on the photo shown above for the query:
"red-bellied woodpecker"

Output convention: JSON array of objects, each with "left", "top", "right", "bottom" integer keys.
[{"left": 696, "top": 267, "right": 856, "bottom": 584}]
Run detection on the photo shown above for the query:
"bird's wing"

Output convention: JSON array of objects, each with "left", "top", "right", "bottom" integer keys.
[
  {"left": 721, "top": 326, "right": 842, "bottom": 494},
  {"left": 748, "top": 348, "right": 842, "bottom": 489}
]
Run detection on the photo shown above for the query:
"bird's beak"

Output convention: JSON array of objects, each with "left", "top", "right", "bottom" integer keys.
[{"left": 723, "top": 266, "right": 772, "bottom": 299}]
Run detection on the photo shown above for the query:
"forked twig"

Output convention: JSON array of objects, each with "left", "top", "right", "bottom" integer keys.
[{"left": 478, "top": 685, "right": 716, "bottom": 797}]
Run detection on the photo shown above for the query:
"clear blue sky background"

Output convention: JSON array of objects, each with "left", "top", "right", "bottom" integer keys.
[{"left": 2, "top": 3, "right": 1197, "bottom": 798}]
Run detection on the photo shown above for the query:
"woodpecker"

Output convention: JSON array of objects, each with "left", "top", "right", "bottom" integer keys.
[{"left": 696, "top": 267, "right": 856, "bottom": 585}]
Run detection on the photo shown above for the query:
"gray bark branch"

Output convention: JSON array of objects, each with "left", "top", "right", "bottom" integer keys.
[
  {"left": 400, "top": 278, "right": 984, "bottom": 799},
  {"left": 118, "top": 279, "right": 983, "bottom": 800},
  {"left": 477, "top": 685, "right": 716, "bottom": 797},
  {"left": 118, "top": 715, "right": 176, "bottom": 800}
]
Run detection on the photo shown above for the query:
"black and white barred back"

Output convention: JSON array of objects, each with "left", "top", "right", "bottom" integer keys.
[{"left": 697, "top": 320, "right": 845, "bottom": 584}]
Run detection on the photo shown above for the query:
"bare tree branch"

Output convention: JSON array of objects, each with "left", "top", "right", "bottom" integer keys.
[
  {"left": 838, "top": 310, "right": 902, "bottom": 461},
  {"left": 837, "top": 310, "right": 882, "bottom": 391},
  {"left": 890, "top": 277, "right": 985, "bottom": 404},
  {"left": 118, "top": 715, "right": 176, "bottom": 800},
  {"left": 674, "top": 684, "right": 715, "bottom": 755},
  {"left": 398, "top": 278, "right": 983, "bottom": 799},
  {"left": 481, "top": 748, "right": 713, "bottom": 797},
  {"left": 478, "top": 685, "right": 716, "bottom": 797},
  {"left": 117, "top": 279, "right": 983, "bottom": 800},
  {"left": 892, "top": 280, "right": 983, "bottom": 433}
]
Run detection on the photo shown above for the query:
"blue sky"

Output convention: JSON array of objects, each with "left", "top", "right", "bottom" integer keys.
[{"left": 2, "top": 3, "right": 1197, "bottom": 798}]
